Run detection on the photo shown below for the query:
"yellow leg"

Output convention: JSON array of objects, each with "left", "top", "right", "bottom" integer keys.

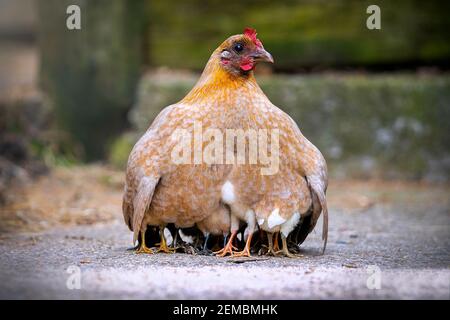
[
  {"left": 136, "top": 230, "right": 154, "bottom": 254},
  {"left": 276, "top": 235, "right": 296, "bottom": 258},
  {"left": 273, "top": 232, "right": 280, "bottom": 252},
  {"left": 267, "top": 233, "right": 277, "bottom": 256},
  {"left": 156, "top": 227, "right": 177, "bottom": 253},
  {"left": 234, "top": 232, "right": 253, "bottom": 257},
  {"left": 214, "top": 230, "right": 238, "bottom": 257}
]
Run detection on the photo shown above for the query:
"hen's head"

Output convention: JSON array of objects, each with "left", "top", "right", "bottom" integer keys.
[{"left": 216, "top": 28, "right": 273, "bottom": 76}]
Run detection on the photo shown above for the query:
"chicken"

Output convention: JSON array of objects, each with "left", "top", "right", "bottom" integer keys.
[
  {"left": 252, "top": 171, "right": 312, "bottom": 257},
  {"left": 122, "top": 27, "right": 328, "bottom": 256},
  {"left": 196, "top": 204, "right": 230, "bottom": 254}
]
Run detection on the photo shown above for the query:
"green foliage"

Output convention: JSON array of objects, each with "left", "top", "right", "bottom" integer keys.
[
  {"left": 129, "top": 72, "right": 450, "bottom": 180},
  {"left": 36, "top": 0, "right": 450, "bottom": 175},
  {"left": 148, "top": 0, "right": 450, "bottom": 70},
  {"left": 0, "top": 93, "right": 80, "bottom": 169}
]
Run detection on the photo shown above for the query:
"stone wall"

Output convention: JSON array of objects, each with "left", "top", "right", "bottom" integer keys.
[{"left": 122, "top": 71, "right": 450, "bottom": 181}]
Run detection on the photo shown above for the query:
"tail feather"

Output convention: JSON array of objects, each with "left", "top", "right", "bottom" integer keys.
[
  {"left": 316, "top": 191, "right": 328, "bottom": 254},
  {"left": 122, "top": 185, "right": 134, "bottom": 231},
  {"left": 132, "top": 177, "right": 159, "bottom": 244},
  {"left": 308, "top": 178, "right": 328, "bottom": 254}
]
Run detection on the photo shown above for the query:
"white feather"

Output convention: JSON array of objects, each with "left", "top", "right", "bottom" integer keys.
[
  {"left": 178, "top": 229, "right": 194, "bottom": 244},
  {"left": 281, "top": 212, "right": 301, "bottom": 238},
  {"left": 221, "top": 181, "right": 235, "bottom": 204},
  {"left": 267, "top": 208, "right": 286, "bottom": 229},
  {"left": 163, "top": 228, "right": 173, "bottom": 246},
  {"left": 244, "top": 210, "right": 255, "bottom": 228}
]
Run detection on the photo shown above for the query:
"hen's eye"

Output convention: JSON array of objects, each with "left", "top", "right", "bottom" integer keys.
[{"left": 234, "top": 43, "right": 244, "bottom": 53}]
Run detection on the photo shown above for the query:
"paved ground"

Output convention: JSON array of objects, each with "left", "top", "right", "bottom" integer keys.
[
  {"left": 0, "top": 203, "right": 448, "bottom": 299},
  {"left": 0, "top": 168, "right": 449, "bottom": 299}
]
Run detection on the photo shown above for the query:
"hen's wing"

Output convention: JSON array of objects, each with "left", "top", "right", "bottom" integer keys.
[
  {"left": 133, "top": 176, "right": 160, "bottom": 243},
  {"left": 284, "top": 112, "right": 329, "bottom": 253},
  {"left": 123, "top": 167, "right": 160, "bottom": 244},
  {"left": 122, "top": 105, "right": 175, "bottom": 244}
]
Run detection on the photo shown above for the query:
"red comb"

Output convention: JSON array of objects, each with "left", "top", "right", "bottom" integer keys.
[{"left": 244, "top": 27, "right": 263, "bottom": 48}]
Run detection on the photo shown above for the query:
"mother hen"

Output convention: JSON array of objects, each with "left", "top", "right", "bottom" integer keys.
[{"left": 123, "top": 28, "right": 328, "bottom": 256}]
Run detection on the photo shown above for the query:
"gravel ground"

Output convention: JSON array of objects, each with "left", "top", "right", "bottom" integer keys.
[{"left": 0, "top": 197, "right": 449, "bottom": 299}]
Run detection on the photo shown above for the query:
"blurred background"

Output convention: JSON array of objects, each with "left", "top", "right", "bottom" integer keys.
[{"left": 0, "top": 0, "right": 449, "bottom": 230}]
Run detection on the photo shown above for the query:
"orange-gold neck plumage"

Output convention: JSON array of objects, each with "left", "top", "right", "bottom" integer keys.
[{"left": 182, "top": 28, "right": 272, "bottom": 105}]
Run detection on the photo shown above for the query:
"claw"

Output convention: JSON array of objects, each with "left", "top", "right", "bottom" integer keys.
[
  {"left": 136, "top": 245, "right": 154, "bottom": 254},
  {"left": 214, "top": 231, "right": 238, "bottom": 257},
  {"left": 197, "top": 248, "right": 214, "bottom": 256},
  {"left": 275, "top": 235, "right": 298, "bottom": 258},
  {"left": 156, "top": 227, "right": 178, "bottom": 253},
  {"left": 135, "top": 231, "right": 155, "bottom": 254},
  {"left": 233, "top": 232, "right": 253, "bottom": 257}
]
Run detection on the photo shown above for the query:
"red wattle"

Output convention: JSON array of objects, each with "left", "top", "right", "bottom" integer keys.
[{"left": 240, "top": 62, "right": 254, "bottom": 71}]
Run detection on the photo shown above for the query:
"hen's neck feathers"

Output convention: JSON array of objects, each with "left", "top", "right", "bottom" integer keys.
[{"left": 182, "top": 49, "right": 263, "bottom": 105}]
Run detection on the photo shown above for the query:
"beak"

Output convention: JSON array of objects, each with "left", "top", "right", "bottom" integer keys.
[{"left": 252, "top": 48, "right": 274, "bottom": 64}]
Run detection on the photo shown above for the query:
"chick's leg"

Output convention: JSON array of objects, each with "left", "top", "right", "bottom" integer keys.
[
  {"left": 172, "top": 229, "right": 179, "bottom": 248},
  {"left": 267, "top": 232, "right": 277, "bottom": 256},
  {"left": 234, "top": 213, "right": 256, "bottom": 257},
  {"left": 276, "top": 234, "right": 296, "bottom": 258},
  {"left": 156, "top": 226, "right": 177, "bottom": 253},
  {"left": 234, "top": 232, "right": 254, "bottom": 257},
  {"left": 214, "top": 214, "right": 240, "bottom": 257},
  {"left": 198, "top": 233, "right": 212, "bottom": 255},
  {"left": 273, "top": 232, "right": 281, "bottom": 252},
  {"left": 136, "top": 230, "right": 154, "bottom": 254},
  {"left": 223, "top": 234, "right": 229, "bottom": 248},
  {"left": 214, "top": 230, "right": 238, "bottom": 257},
  {"left": 203, "top": 233, "right": 209, "bottom": 251}
]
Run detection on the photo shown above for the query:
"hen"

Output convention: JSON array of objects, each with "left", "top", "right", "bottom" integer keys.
[{"left": 123, "top": 28, "right": 328, "bottom": 256}]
